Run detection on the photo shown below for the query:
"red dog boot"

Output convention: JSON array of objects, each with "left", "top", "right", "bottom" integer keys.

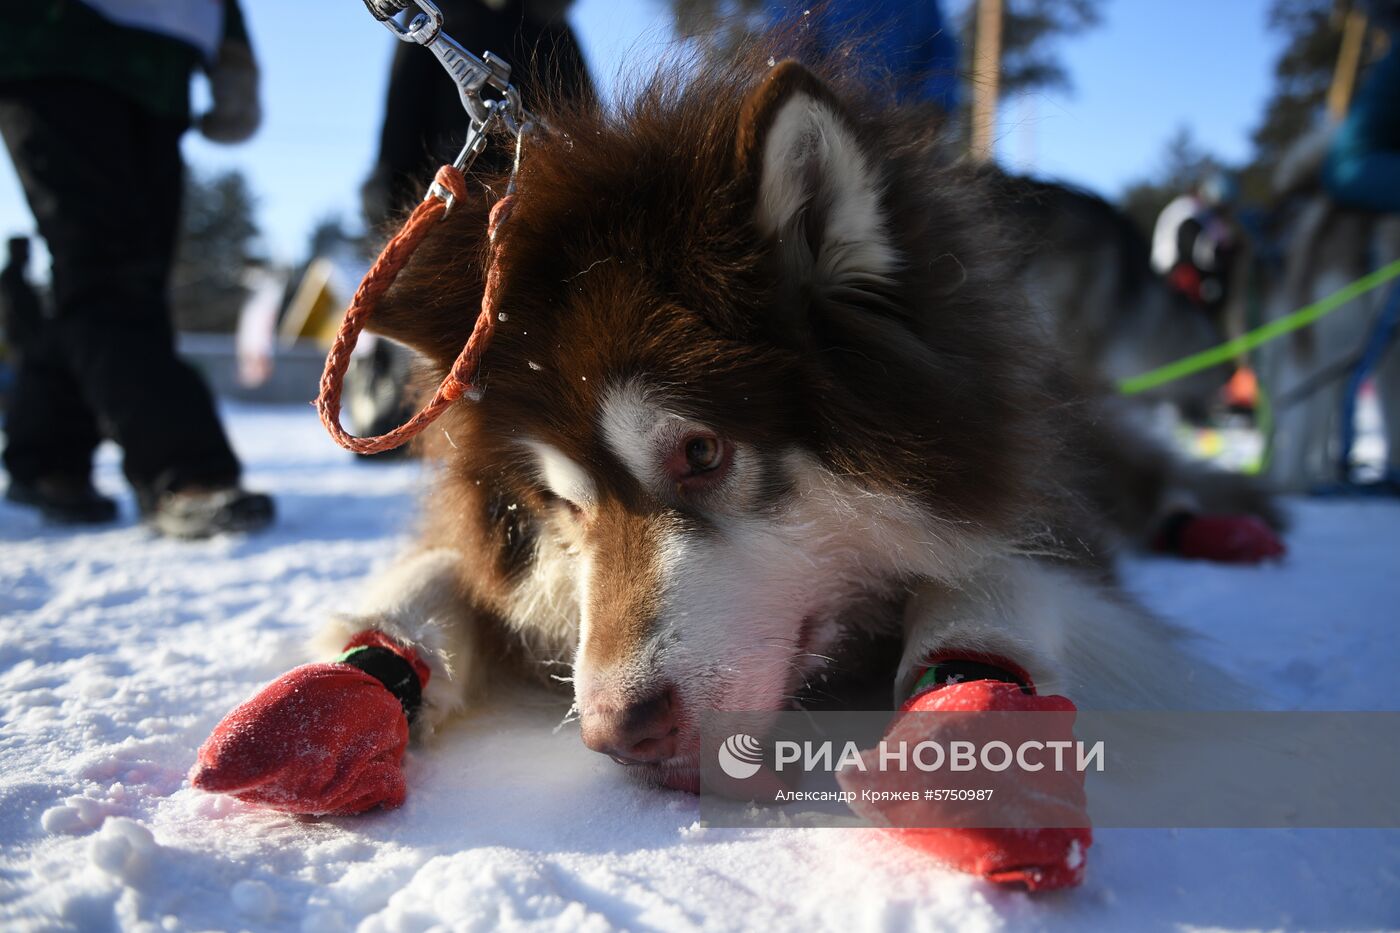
[
  {"left": 1153, "top": 511, "right": 1286, "bottom": 564},
  {"left": 843, "top": 657, "right": 1092, "bottom": 891},
  {"left": 189, "top": 631, "right": 429, "bottom": 815}
]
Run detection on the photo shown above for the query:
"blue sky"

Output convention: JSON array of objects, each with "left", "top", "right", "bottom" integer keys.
[{"left": 1, "top": 0, "right": 1285, "bottom": 268}]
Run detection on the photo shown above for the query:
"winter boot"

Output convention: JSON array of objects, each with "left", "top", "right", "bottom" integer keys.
[{"left": 140, "top": 485, "right": 274, "bottom": 539}]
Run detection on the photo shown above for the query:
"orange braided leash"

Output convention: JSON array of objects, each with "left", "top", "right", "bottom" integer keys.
[{"left": 316, "top": 164, "right": 514, "bottom": 454}]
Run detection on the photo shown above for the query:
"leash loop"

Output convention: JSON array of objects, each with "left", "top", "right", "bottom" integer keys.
[
  {"left": 315, "top": 3, "right": 533, "bottom": 454},
  {"left": 315, "top": 167, "right": 514, "bottom": 454}
]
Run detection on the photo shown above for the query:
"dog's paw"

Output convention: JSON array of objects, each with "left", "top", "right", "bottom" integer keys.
[
  {"left": 1159, "top": 513, "right": 1287, "bottom": 564},
  {"left": 841, "top": 673, "right": 1091, "bottom": 891},
  {"left": 190, "top": 639, "right": 425, "bottom": 816}
]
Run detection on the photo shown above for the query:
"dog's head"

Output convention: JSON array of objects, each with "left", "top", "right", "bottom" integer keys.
[{"left": 372, "top": 60, "right": 1053, "bottom": 786}]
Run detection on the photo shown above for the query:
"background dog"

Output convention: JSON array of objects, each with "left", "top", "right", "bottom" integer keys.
[{"left": 987, "top": 173, "right": 1228, "bottom": 418}]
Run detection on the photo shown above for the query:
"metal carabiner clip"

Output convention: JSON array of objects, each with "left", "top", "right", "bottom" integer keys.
[
  {"left": 362, "top": 0, "right": 528, "bottom": 187},
  {"left": 364, "top": 0, "right": 514, "bottom": 125}
]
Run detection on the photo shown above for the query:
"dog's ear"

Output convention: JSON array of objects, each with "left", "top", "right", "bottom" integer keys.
[
  {"left": 735, "top": 60, "right": 895, "bottom": 299},
  {"left": 365, "top": 197, "right": 492, "bottom": 368}
]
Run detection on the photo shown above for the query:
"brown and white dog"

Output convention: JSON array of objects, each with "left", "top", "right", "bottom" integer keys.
[{"left": 311, "top": 57, "right": 1266, "bottom": 792}]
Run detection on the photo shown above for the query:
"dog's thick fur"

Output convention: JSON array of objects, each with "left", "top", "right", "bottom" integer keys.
[{"left": 315, "top": 57, "right": 1256, "bottom": 788}]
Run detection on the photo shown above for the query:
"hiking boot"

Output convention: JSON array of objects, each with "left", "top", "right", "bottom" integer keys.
[
  {"left": 142, "top": 486, "right": 275, "bottom": 539},
  {"left": 5, "top": 476, "right": 119, "bottom": 525}
]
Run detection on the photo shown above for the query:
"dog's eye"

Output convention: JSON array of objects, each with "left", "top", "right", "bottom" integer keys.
[
  {"left": 665, "top": 432, "right": 731, "bottom": 489},
  {"left": 684, "top": 435, "right": 723, "bottom": 473}
]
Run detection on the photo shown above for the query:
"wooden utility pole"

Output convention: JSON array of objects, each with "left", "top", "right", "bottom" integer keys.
[
  {"left": 971, "top": 0, "right": 1004, "bottom": 162},
  {"left": 1327, "top": 8, "right": 1369, "bottom": 120}
]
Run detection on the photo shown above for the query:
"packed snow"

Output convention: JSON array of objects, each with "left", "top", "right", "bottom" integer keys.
[{"left": 2, "top": 402, "right": 1398, "bottom": 932}]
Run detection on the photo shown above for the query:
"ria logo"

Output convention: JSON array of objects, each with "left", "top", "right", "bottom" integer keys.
[{"left": 718, "top": 733, "right": 764, "bottom": 780}]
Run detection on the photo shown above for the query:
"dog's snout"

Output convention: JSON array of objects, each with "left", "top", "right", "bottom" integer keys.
[{"left": 580, "top": 685, "right": 679, "bottom": 765}]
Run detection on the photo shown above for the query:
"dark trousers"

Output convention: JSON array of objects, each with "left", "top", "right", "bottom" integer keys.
[{"left": 0, "top": 79, "right": 240, "bottom": 495}]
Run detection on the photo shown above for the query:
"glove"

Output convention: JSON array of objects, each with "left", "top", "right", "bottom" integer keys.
[
  {"left": 842, "top": 658, "right": 1092, "bottom": 891},
  {"left": 189, "top": 632, "right": 428, "bottom": 815},
  {"left": 1154, "top": 512, "right": 1286, "bottom": 563},
  {"left": 199, "top": 41, "right": 262, "bottom": 144}
]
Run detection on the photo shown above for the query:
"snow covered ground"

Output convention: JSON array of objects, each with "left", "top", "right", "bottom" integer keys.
[{"left": 2, "top": 402, "right": 1398, "bottom": 932}]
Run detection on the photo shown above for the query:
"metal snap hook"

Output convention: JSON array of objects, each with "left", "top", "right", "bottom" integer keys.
[{"left": 361, "top": 0, "right": 535, "bottom": 206}]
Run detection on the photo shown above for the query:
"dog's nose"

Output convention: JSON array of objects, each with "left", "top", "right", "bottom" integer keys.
[{"left": 580, "top": 685, "right": 679, "bottom": 764}]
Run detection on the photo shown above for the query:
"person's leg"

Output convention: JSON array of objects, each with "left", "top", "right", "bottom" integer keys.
[
  {"left": 94, "top": 94, "right": 245, "bottom": 499},
  {"left": 0, "top": 98, "right": 104, "bottom": 479},
  {"left": 362, "top": 39, "right": 445, "bottom": 227},
  {"left": 0, "top": 80, "right": 243, "bottom": 498},
  {"left": 0, "top": 90, "right": 117, "bottom": 521}
]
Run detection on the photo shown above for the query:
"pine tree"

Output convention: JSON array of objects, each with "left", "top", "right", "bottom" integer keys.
[
  {"left": 171, "top": 169, "right": 263, "bottom": 333},
  {"left": 960, "top": 0, "right": 1103, "bottom": 97},
  {"left": 1241, "top": 0, "right": 1351, "bottom": 200}
]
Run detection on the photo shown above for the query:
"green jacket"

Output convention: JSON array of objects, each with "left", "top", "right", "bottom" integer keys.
[{"left": 0, "top": 1, "right": 249, "bottom": 123}]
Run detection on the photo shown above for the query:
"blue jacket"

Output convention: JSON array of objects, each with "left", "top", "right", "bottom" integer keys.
[{"left": 767, "top": 0, "right": 961, "bottom": 111}]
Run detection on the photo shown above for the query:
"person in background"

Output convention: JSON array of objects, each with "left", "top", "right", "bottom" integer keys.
[
  {"left": 1152, "top": 172, "right": 1259, "bottom": 412},
  {"left": 0, "top": 1, "right": 273, "bottom": 537},
  {"left": 0, "top": 237, "right": 42, "bottom": 410},
  {"left": 1151, "top": 172, "right": 1240, "bottom": 317},
  {"left": 1324, "top": 4, "right": 1400, "bottom": 213},
  {"left": 1, "top": 238, "right": 42, "bottom": 352}
]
